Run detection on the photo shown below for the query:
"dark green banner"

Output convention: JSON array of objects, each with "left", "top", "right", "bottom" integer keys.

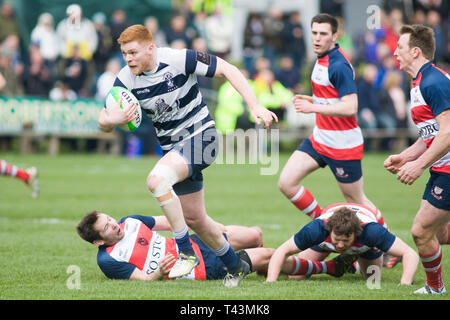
[{"left": 0, "top": 97, "right": 103, "bottom": 134}]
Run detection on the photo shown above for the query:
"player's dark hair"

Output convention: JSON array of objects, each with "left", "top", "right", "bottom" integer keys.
[
  {"left": 325, "top": 207, "right": 362, "bottom": 237},
  {"left": 311, "top": 13, "right": 338, "bottom": 34},
  {"left": 76, "top": 210, "right": 102, "bottom": 243},
  {"left": 399, "top": 24, "right": 435, "bottom": 61}
]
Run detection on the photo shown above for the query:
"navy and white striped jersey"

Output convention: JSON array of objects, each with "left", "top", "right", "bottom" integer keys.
[{"left": 112, "top": 47, "right": 217, "bottom": 151}]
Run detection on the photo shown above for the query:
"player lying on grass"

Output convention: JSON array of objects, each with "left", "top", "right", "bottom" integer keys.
[
  {"left": 266, "top": 203, "right": 419, "bottom": 285},
  {"left": 76, "top": 211, "right": 355, "bottom": 283}
]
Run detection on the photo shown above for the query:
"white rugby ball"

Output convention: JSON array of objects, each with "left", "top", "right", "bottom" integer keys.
[{"left": 105, "top": 86, "right": 142, "bottom": 131}]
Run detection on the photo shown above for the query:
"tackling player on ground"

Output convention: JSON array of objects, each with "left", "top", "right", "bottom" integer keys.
[
  {"left": 266, "top": 203, "right": 419, "bottom": 284},
  {"left": 384, "top": 24, "right": 450, "bottom": 295}
]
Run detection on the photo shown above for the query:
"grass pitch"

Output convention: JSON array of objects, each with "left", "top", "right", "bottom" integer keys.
[{"left": 0, "top": 152, "right": 448, "bottom": 301}]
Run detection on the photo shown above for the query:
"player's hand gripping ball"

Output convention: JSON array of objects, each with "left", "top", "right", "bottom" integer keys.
[{"left": 105, "top": 86, "right": 142, "bottom": 131}]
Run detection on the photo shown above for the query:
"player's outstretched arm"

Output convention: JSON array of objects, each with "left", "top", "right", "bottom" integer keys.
[
  {"left": 214, "top": 57, "right": 278, "bottom": 128},
  {"left": 385, "top": 237, "right": 419, "bottom": 285},
  {"left": 266, "top": 237, "right": 300, "bottom": 282},
  {"left": 152, "top": 215, "right": 173, "bottom": 231}
]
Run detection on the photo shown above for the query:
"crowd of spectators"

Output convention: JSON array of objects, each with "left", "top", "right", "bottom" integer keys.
[{"left": 0, "top": 0, "right": 449, "bottom": 152}]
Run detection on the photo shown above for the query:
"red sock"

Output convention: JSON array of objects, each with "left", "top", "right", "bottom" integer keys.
[
  {"left": 288, "top": 185, "right": 322, "bottom": 219},
  {"left": 420, "top": 246, "right": 443, "bottom": 291},
  {"left": 290, "top": 256, "right": 335, "bottom": 276},
  {"left": 0, "top": 160, "right": 29, "bottom": 183}
]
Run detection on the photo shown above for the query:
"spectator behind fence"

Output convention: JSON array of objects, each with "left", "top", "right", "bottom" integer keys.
[
  {"left": 243, "top": 13, "right": 264, "bottom": 77},
  {"left": 357, "top": 63, "right": 398, "bottom": 150},
  {"left": 281, "top": 11, "right": 306, "bottom": 70},
  {"left": 95, "top": 58, "right": 121, "bottom": 101},
  {"left": 1, "top": 34, "right": 23, "bottom": 74},
  {"left": 92, "top": 12, "right": 113, "bottom": 75},
  {"left": 336, "top": 16, "right": 354, "bottom": 62},
  {"left": 60, "top": 45, "right": 88, "bottom": 96},
  {"left": 262, "top": 7, "right": 284, "bottom": 68},
  {"left": 356, "top": 64, "right": 379, "bottom": 131},
  {"left": 0, "top": 1, "right": 19, "bottom": 43},
  {"left": 383, "top": 70, "right": 408, "bottom": 129},
  {"left": 30, "top": 13, "right": 59, "bottom": 64},
  {"left": 144, "top": 16, "right": 167, "bottom": 47},
  {"left": 56, "top": 4, "right": 98, "bottom": 61},
  {"left": 215, "top": 68, "right": 255, "bottom": 133},
  {"left": 0, "top": 45, "right": 23, "bottom": 96},
  {"left": 192, "top": 11, "right": 208, "bottom": 41},
  {"left": 49, "top": 80, "right": 77, "bottom": 101},
  {"left": 204, "top": 5, "right": 233, "bottom": 59},
  {"left": 21, "top": 44, "right": 53, "bottom": 98},
  {"left": 253, "top": 68, "right": 293, "bottom": 124},
  {"left": 164, "top": 14, "right": 193, "bottom": 49},
  {"left": 426, "top": 10, "right": 443, "bottom": 63},
  {"left": 274, "top": 55, "right": 300, "bottom": 93},
  {"left": 110, "top": 9, "right": 130, "bottom": 62}
]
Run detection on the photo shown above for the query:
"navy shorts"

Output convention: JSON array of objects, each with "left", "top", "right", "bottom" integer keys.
[
  {"left": 191, "top": 234, "right": 252, "bottom": 280},
  {"left": 165, "top": 126, "right": 219, "bottom": 195},
  {"left": 297, "top": 138, "right": 362, "bottom": 183},
  {"left": 422, "top": 170, "right": 450, "bottom": 210}
]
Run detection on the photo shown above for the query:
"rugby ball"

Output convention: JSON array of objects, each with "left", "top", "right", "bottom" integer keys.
[{"left": 105, "top": 86, "right": 142, "bottom": 131}]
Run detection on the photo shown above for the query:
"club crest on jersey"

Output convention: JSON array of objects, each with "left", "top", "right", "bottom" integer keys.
[
  {"left": 154, "top": 98, "right": 180, "bottom": 122},
  {"left": 155, "top": 98, "right": 172, "bottom": 116},
  {"left": 137, "top": 237, "right": 149, "bottom": 246},
  {"left": 431, "top": 186, "right": 444, "bottom": 200},
  {"left": 335, "top": 167, "right": 349, "bottom": 179},
  {"left": 163, "top": 72, "right": 176, "bottom": 91}
]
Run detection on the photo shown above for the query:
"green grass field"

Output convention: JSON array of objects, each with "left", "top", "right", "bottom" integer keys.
[{"left": 0, "top": 152, "right": 448, "bottom": 301}]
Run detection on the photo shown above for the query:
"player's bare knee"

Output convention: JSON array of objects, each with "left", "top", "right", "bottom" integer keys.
[
  {"left": 411, "top": 224, "right": 431, "bottom": 246},
  {"left": 184, "top": 215, "right": 205, "bottom": 231},
  {"left": 277, "top": 177, "right": 294, "bottom": 196},
  {"left": 250, "top": 226, "right": 263, "bottom": 247},
  {"left": 263, "top": 247, "right": 275, "bottom": 259}
]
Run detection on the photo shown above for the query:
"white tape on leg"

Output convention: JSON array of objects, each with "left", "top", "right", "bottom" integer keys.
[{"left": 149, "top": 164, "right": 179, "bottom": 206}]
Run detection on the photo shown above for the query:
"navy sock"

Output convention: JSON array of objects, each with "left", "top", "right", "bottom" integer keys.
[
  {"left": 214, "top": 241, "right": 239, "bottom": 271},
  {"left": 174, "top": 225, "right": 193, "bottom": 253}
]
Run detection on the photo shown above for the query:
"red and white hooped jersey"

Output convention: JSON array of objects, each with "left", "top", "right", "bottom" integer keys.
[
  {"left": 98, "top": 216, "right": 207, "bottom": 280},
  {"left": 409, "top": 62, "right": 450, "bottom": 174},
  {"left": 319, "top": 203, "right": 383, "bottom": 225},
  {"left": 309, "top": 44, "right": 363, "bottom": 161}
]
